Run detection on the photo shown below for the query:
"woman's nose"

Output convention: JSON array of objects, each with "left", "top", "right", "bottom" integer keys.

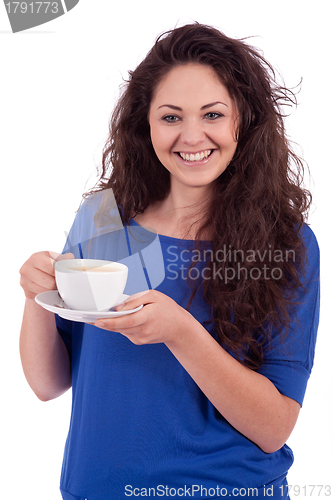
[{"left": 180, "top": 120, "right": 206, "bottom": 146}]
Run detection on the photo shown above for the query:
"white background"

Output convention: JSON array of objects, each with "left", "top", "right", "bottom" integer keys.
[{"left": 0, "top": 1, "right": 332, "bottom": 499}]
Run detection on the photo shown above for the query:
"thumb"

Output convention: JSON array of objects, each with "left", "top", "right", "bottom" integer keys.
[
  {"left": 48, "top": 251, "right": 75, "bottom": 266},
  {"left": 56, "top": 252, "right": 75, "bottom": 261}
]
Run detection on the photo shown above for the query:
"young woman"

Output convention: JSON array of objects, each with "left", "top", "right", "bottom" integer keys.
[{"left": 19, "top": 24, "right": 320, "bottom": 500}]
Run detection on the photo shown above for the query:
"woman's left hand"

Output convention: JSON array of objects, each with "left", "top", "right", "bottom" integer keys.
[{"left": 94, "top": 290, "right": 192, "bottom": 345}]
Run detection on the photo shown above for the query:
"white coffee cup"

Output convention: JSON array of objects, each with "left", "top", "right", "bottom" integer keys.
[{"left": 55, "top": 259, "right": 128, "bottom": 311}]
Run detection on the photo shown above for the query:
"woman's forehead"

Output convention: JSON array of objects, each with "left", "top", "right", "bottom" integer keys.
[{"left": 151, "top": 64, "right": 233, "bottom": 106}]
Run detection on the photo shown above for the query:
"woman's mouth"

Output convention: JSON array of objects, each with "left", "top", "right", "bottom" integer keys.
[{"left": 177, "top": 149, "right": 213, "bottom": 162}]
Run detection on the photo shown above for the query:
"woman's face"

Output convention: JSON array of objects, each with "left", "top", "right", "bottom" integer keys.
[{"left": 149, "top": 64, "right": 238, "bottom": 195}]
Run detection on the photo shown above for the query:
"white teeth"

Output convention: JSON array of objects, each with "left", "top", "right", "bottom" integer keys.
[{"left": 179, "top": 150, "right": 212, "bottom": 162}]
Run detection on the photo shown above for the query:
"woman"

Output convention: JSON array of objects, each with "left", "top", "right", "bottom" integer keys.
[{"left": 19, "top": 24, "right": 320, "bottom": 500}]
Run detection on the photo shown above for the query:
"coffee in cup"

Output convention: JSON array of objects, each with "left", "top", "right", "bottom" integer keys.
[{"left": 55, "top": 259, "right": 128, "bottom": 311}]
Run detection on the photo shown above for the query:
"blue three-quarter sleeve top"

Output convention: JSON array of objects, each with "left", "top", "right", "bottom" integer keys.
[{"left": 56, "top": 194, "right": 320, "bottom": 500}]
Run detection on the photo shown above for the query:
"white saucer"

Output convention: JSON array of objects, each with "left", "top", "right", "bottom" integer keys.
[{"left": 35, "top": 291, "right": 143, "bottom": 323}]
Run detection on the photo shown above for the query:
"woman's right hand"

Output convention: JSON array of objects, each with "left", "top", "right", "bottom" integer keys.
[
  {"left": 19, "top": 251, "right": 74, "bottom": 400},
  {"left": 19, "top": 251, "right": 74, "bottom": 300}
]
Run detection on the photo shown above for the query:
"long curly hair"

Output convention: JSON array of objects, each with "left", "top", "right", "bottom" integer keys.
[{"left": 89, "top": 23, "right": 311, "bottom": 369}]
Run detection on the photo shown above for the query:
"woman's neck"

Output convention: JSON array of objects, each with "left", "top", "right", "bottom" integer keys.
[{"left": 134, "top": 185, "right": 212, "bottom": 240}]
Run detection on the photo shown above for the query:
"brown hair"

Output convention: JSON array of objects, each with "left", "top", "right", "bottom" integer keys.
[{"left": 89, "top": 23, "right": 311, "bottom": 369}]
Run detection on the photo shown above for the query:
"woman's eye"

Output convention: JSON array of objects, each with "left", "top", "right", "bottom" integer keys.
[
  {"left": 205, "top": 112, "right": 223, "bottom": 120},
  {"left": 162, "top": 115, "right": 180, "bottom": 123}
]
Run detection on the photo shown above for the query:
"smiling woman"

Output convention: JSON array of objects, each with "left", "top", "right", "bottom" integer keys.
[
  {"left": 19, "top": 23, "right": 320, "bottom": 500},
  {"left": 148, "top": 64, "right": 238, "bottom": 194}
]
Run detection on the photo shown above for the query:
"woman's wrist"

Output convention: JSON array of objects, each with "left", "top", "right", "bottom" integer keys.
[{"left": 165, "top": 308, "right": 210, "bottom": 352}]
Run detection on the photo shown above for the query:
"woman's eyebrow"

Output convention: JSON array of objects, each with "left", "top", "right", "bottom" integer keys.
[
  {"left": 158, "top": 101, "right": 228, "bottom": 111},
  {"left": 158, "top": 104, "right": 182, "bottom": 110},
  {"left": 201, "top": 101, "right": 228, "bottom": 109}
]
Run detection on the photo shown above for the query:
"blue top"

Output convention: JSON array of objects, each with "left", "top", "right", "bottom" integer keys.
[{"left": 56, "top": 194, "right": 320, "bottom": 500}]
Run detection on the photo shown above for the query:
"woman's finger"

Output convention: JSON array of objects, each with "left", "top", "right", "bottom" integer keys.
[
  {"left": 95, "top": 307, "right": 146, "bottom": 331},
  {"left": 115, "top": 290, "right": 156, "bottom": 311}
]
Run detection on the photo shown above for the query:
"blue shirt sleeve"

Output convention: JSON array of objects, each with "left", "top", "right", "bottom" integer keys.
[
  {"left": 56, "top": 314, "right": 73, "bottom": 358},
  {"left": 257, "top": 224, "right": 320, "bottom": 406}
]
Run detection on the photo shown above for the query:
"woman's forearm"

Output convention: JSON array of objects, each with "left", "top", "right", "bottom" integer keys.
[
  {"left": 165, "top": 317, "right": 300, "bottom": 454},
  {"left": 20, "top": 298, "right": 72, "bottom": 401}
]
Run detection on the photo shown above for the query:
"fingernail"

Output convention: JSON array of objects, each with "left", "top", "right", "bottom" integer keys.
[
  {"left": 115, "top": 303, "right": 125, "bottom": 310},
  {"left": 95, "top": 321, "right": 105, "bottom": 328}
]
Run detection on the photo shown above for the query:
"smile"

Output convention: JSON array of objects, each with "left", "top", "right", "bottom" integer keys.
[{"left": 177, "top": 150, "right": 213, "bottom": 162}]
